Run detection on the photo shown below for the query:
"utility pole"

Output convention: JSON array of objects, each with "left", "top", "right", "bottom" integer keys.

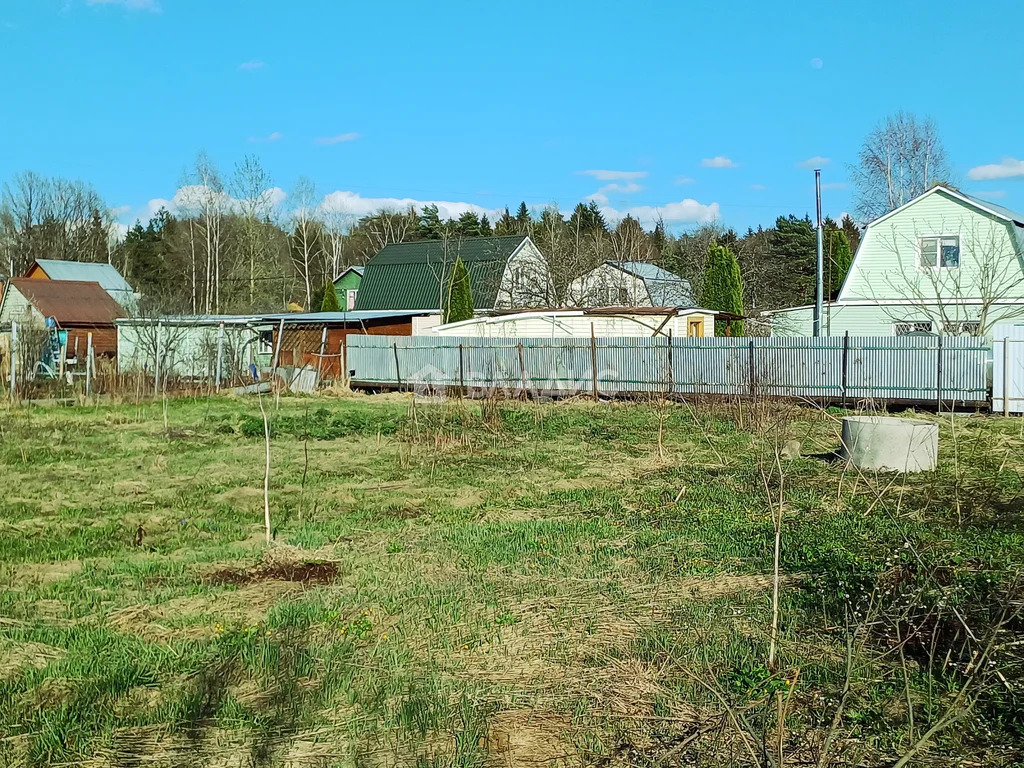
[{"left": 813, "top": 169, "right": 824, "bottom": 337}]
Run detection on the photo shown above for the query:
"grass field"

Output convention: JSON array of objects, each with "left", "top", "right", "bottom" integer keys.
[{"left": 0, "top": 393, "right": 1022, "bottom": 767}]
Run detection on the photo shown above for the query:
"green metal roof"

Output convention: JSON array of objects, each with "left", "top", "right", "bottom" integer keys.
[{"left": 354, "top": 235, "right": 528, "bottom": 311}]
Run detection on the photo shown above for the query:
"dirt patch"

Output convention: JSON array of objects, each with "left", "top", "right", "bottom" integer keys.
[
  {"left": 206, "top": 560, "right": 339, "bottom": 587},
  {"left": 451, "top": 487, "right": 488, "bottom": 508},
  {"left": 487, "top": 710, "right": 577, "bottom": 767},
  {"left": 11, "top": 560, "right": 83, "bottom": 586},
  {"left": 0, "top": 639, "right": 64, "bottom": 680}
]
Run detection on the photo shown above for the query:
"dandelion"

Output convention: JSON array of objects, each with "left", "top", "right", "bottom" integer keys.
[{"left": 381, "top": 633, "right": 388, "bottom": 640}]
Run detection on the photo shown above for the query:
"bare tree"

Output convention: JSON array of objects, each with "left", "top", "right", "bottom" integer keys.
[
  {"left": 850, "top": 112, "right": 953, "bottom": 221},
  {"left": 288, "top": 177, "right": 324, "bottom": 309},
  {"left": 231, "top": 156, "right": 277, "bottom": 307},
  {"left": 182, "top": 153, "right": 228, "bottom": 314},
  {"left": 321, "top": 204, "right": 350, "bottom": 281},
  {"left": 872, "top": 216, "right": 1024, "bottom": 336}
]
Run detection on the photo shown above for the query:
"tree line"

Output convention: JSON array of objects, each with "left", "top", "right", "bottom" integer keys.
[{"left": 1, "top": 111, "right": 949, "bottom": 320}]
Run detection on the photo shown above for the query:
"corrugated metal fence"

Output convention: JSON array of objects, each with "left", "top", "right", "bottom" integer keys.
[{"left": 347, "top": 335, "right": 990, "bottom": 404}]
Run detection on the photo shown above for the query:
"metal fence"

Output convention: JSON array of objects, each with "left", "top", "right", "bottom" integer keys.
[
  {"left": 992, "top": 324, "right": 1024, "bottom": 413},
  {"left": 346, "top": 335, "right": 990, "bottom": 404}
]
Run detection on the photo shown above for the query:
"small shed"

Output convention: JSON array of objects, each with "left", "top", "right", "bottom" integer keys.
[
  {"left": 0, "top": 278, "right": 125, "bottom": 362},
  {"left": 260, "top": 310, "right": 441, "bottom": 377},
  {"left": 117, "top": 315, "right": 261, "bottom": 381},
  {"left": 333, "top": 266, "right": 364, "bottom": 310},
  {"left": 428, "top": 307, "right": 717, "bottom": 338},
  {"left": 569, "top": 261, "right": 693, "bottom": 307},
  {"left": 25, "top": 259, "right": 137, "bottom": 309}
]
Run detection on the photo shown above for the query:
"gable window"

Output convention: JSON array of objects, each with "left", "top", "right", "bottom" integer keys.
[
  {"left": 894, "top": 320, "right": 934, "bottom": 336},
  {"left": 919, "top": 236, "right": 959, "bottom": 268}
]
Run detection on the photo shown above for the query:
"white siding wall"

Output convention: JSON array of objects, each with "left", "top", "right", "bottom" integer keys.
[
  {"left": 495, "top": 239, "right": 553, "bottom": 308},
  {"left": 770, "top": 302, "right": 1024, "bottom": 338},
  {"left": 841, "top": 189, "right": 1021, "bottom": 304},
  {"left": 117, "top": 322, "right": 258, "bottom": 377},
  {"left": 568, "top": 264, "right": 652, "bottom": 307},
  {"left": 0, "top": 286, "right": 44, "bottom": 326},
  {"left": 430, "top": 311, "right": 715, "bottom": 338}
]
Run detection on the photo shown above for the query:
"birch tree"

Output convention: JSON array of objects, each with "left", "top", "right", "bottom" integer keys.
[
  {"left": 288, "top": 177, "right": 324, "bottom": 309},
  {"left": 231, "top": 155, "right": 277, "bottom": 307},
  {"left": 850, "top": 112, "right": 953, "bottom": 220}
]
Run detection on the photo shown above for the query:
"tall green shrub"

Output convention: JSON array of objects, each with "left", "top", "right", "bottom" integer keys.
[
  {"left": 702, "top": 242, "right": 745, "bottom": 336},
  {"left": 827, "top": 228, "right": 852, "bottom": 298},
  {"left": 320, "top": 279, "right": 341, "bottom": 312},
  {"left": 444, "top": 256, "right": 474, "bottom": 324}
]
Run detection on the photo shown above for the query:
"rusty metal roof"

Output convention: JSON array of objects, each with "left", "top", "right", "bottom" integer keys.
[{"left": 10, "top": 278, "right": 125, "bottom": 325}]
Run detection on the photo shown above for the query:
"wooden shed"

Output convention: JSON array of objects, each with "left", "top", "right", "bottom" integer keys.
[
  {"left": 261, "top": 310, "right": 441, "bottom": 378},
  {"left": 0, "top": 278, "right": 125, "bottom": 362}
]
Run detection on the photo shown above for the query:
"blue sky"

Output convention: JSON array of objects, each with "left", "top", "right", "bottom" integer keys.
[{"left": 1, "top": 0, "right": 1021, "bottom": 233}]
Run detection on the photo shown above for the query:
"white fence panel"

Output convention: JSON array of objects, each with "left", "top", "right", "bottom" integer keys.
[{"left": 992, "top": 324, "right": 1024, "bottom": 413}]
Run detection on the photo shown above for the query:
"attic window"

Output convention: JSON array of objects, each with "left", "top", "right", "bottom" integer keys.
[{"left": 919, "top": 236, "right": 959, "bottom": 268}]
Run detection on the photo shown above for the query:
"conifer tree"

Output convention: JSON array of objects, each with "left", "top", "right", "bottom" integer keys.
[
  {"left": 320, "top": 278, "right": 341, "bottom": 312},
  {"left": 444, "top": 256, "right": 474, "bottom": 324},
  {"left": 702, "top": 241, "right": 744, "bottom": 336}
]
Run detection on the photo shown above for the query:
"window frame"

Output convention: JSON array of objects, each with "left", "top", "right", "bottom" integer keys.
[
  {"left": 917, "top": 234, "right": 960, "bottom": 270},
  {"left": 893, "top": 320, "right": 934, "bottom": 336}
]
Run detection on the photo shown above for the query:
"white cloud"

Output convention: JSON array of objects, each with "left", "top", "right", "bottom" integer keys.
[
  {"left": 967, "top": 157, "right": 1024, "bottom": 181},
  {"left": 749, "top": 184, "right": 767, "bottom": 191},
  {"left": 674, "top": 176, "right": 695, "bottom": 185},
  {"left": 111, "top": 204, "right": 132, "bottom": 217},
  {"left": 319, "top": 190, "right": 500, "bottom": 222},
  {"left": 701, "top": 156, "right": 737, "bottom": 169},
  {"left": 810, "top": 57, "right": 823, "bottom": 70},
  {"left": 575, "top": 169, "right": 648, "bottom": 181},
  {"left": 237, "top": 60, "right": 265, "bottom": 72},
  {"left": 821, "top": 181, "right": 847, "bottom": 190},
  {"left": 316, "top": 132, "right": 360, "bottom": 145},
  {"left": 797, "top": 156, "right": 830, "bottom": 169},
  {"left": 599, "top": 198, "right": 720, "bottom": 226},
  {"left": 87, "top": 0, "right": 160, "bottom": 11},
  {"left": 249, "top": 131, "right": 283, "bottom": 143}
]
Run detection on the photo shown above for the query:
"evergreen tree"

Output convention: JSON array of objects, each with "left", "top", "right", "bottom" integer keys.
[
  {"left": 702, "top": 241, "right": 744, "bottom": 336},
  {"left": 419, "top": 204, "right": 443, "bottom": 239},
  {"left": 479, "top": 214, "right": 493, "bottom": 236},
  {"left": 444, "top": 256, "right": 474, "bottom": 324},
  {"left": 840, "top": 214, "right": 861, "bottom": 256},
  {"left": 495, "top": 206, "right": 516, "bottom": 235},
  {"left": 320, "top": 278, "right": 341, "bottom": 311},
  {"left": 826, "top": 228, "right": 852, "bottom": 298},
  {"left": 456, "top": 211, "right": 481, "bottom": 237},
  {"left": 770, "top": 214, "right": 817, "bottom": 306},
  {"left": 515, "top": 201, "right": 531, "bottom": 234}
]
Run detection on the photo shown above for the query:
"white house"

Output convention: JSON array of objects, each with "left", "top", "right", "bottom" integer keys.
[
  {"left": 427, "top": 307, "right": 716, "bottom": 338},
  {"left": 769, "top": 185, "right": 1024, "bottom": 337},
  {"left": 568, "top": 261, "right": 693, "bottom": 307}
]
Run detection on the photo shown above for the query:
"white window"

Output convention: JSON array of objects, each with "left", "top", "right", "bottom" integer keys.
[
  {"left": 346, "top": 289, "right": 357, "bottom": 310},
  {"left": 258, "top": 329, "right": 275, "bottom": 355},
  {"left": 946, "top": 321, "right": 981, "bottom": 336},
  {"left": 919, "top": 236, "right": 959, "bottom": 268},
  {"left": 894, "top": 320, "right": 934, "bottom": 336}
]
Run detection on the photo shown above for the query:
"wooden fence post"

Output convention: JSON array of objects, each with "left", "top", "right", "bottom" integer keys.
[
  {"left": 9, "top": 319, "right": 17, "bottom": 402},
  {"left": 936, "top": 335, "right": 943, "bottom": 411},
  {"left": 667, "top": 330, "right": 674, "bottom": 395},
  {"left": 517, "top": 341, "right": 527, "bottom": 399},
  {"left": 458, "top": 343, "right": 465, "bottom": 397},
  {"left": 316, "top": 325, "right": 327, "bottom": 384},
  {"left": 590, "top": 323, "right": 598, "bottom": 401},
  {"left": 1003, "top": 337, "right": 1011, "bottom": 417},
  {"left": 748, "top": 339, "right": 756, "bottom": 397},
  {"left": 842, "top": 331, "right": 849, "bottom": 407},
  {"left": 393, "top": 341, "right": 402, "bottom": 391},
  {"left": 215, "top": 321, "right": 225, "bottom": 392},
  {"left": 86, "top": 332, "right": 93, "bottom": 396}
]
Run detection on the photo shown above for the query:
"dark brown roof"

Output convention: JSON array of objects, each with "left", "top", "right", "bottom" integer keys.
[{"left": 10, "top": 278, "right": 125, "bottom": 325}]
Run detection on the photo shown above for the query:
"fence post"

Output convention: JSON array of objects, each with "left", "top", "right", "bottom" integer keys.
[
  {"left": 667, "top": 330, "right": 674, "bottom": 395},
  {"left": 517, "top": 341, "right": 527, "bottom": 399},
  {"left": 9, "top": 319, "right": 17, "bottom": 402},
  {"left": 270, "top": 318, "right": 285, "bottom": 373},
  {"left": 590, "top": 323, "right": 598, "bottom": 401},
  {"left": 215, "top": 321, "right": 225, "bottom": 392},
  {"left": 154, "top": 320, "right": 162, "bottom": 395},
  {"left": 316, "top": 325, "right": 327, "bottom": 385},
  {"left": 936, "top": 335, "right": 943, "bottom": 411},
  {"left": 393, "top": 341, "right": 402, "bottom": 391},
  {"left": 342, "top": 333, "right": 349, "bottom": 387},
  {"left": 748, "top": 339, "right": 756, "bottom": 397},
  {"left": 1003, "top": 337, "right": 1011, "bottom": 417},
  {"left": 86, "top": 332, "right": 93, "bottom": 397},
  {"left": 842, "top": 331, "right": 849, "bottom": 407},
  {"left": 458, "top": 343, "right": 465, "bottom": 397}
]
